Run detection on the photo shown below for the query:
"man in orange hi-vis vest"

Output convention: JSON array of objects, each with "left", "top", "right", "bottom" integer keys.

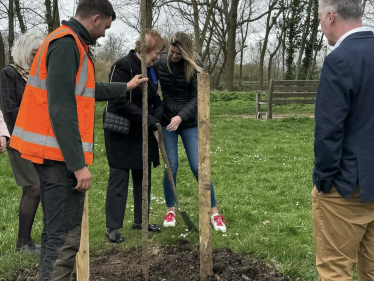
[{"left": 10, "top": 0, "right": 148, "bottom": 280}]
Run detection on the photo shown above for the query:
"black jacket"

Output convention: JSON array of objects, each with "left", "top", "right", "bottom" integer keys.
[
  {"left": 154, "top": 53, "right": 200, "bottom": 128},
  {"left": 0, "top": 65, "right": 26, "bottom": 137},
  {"left": 104, "top": 50, "right": 163, "bottom": 170}
]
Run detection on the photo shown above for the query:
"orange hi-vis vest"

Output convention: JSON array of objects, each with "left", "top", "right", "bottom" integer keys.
[{"left": 10, "top": 24, "right": 95, "bottom": 165}]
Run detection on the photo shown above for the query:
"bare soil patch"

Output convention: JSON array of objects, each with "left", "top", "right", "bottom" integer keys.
[{"left": 10, "top": 240, "right": 292, "bottom": 281}]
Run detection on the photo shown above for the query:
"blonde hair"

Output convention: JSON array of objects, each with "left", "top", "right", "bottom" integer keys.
[
  {"left": 11, "top": 31, "right": 45, "bottom": 71},
  {"left": 166, "top": 32, "right": 204, "bottom": 83},
  {"left": 135, "top": 29, "right": 165, "bottom": 54}
]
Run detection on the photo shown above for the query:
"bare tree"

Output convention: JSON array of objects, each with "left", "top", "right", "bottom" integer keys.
[
  {"left": 45, "top": 0, "right": 60, "bottom": 33},
  {"left": 14, "top": 0, "right": 26, "bottom": 33},
  {"left": 258, "top": 0, "right": 280, "bottom": 90},
  {"left": 0, "top": 31, "right": 5, "bottom": 69},
  {"left": 8, "top": 0, "right": 13, "bottom": 63}
]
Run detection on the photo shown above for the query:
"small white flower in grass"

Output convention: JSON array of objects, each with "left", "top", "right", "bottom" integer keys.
[
  {"left": 222, "top": 234, "right": 227, "bottom": 237},
  {"left": 263, "top": 220, "right": 270, "bottom": 225},
  {"left": 296, "top": 202, "right": 299, "bottom": 206},
  {"left": 235, "top": 233, "right": 238, "bottom": 236}
]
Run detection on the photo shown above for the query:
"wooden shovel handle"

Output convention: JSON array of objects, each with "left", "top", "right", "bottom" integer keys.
[{"left": 153, "top": 123, "right": 181, "bottom": 210}]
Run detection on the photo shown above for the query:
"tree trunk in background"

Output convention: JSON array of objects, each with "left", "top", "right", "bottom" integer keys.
[
  {"left": 294, "top": 0, "right": 312, "bottom": 80},
  {"left": 8, "top": 0, "right": 14, "bottom": 64},
  {"left": 192, "top": 0, "right": 216, "bottom": 58},
  {"left": 224, "top": 0, "right": 239, "bottom": 91},
  {"left": 45, "top": 0, "right": 60, "bottom": 32},
  {"left": 146, "top": 0, "right": 153, "bottom": 28},
  {"left": 52, "top": 0, "right": 60, "bottom": 30},
  {"left": 15, "top": 0, "right": 27, "bottom": 33},
  {"left": 306, "top": 35, "right": 323, "bottom": 79},
  {"left": 45, "top": 0, "right": 53, "bottom": 33},
  {"left": 259, "top": 0, "right": 280, "bottom": 90},
  {"left": 0, "top": 32, "right": 6, "bottom": 69}
]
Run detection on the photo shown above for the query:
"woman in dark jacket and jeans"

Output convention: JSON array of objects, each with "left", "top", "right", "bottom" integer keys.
[
  {"left": 104, "top": 29, "right": 164, "bottom": 243},
  {"left": 154, "top": 32, "right": 226, "bottom": 232}
]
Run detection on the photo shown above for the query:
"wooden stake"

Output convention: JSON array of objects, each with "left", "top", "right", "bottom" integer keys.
[
  {"left": 198, "top": 73, "right": 213, "bottom": 280},
  {"left": 140, "top": 0, "right": 149, "bottom": 279},
  {"left": 76, "top": 192, "right": 89, "bottom": 281}
]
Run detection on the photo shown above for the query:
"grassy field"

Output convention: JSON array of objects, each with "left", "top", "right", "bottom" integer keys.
[{"left": 0, "top": 92, "right": 322, "bottom": 280}]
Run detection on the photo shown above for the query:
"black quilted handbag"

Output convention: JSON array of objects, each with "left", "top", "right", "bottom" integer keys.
[
  {"left": 103, "top": 110, "right": 131, "bottom": 134},
  {"left": 103, "top": 61, "right": 132, "bottom": 134}
]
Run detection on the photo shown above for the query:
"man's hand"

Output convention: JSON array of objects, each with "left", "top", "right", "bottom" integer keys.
[
  {"left": 0, "top": 136, "right": 7, "bottom": 154},
  {"left": 166, "top": 116, "right": 182, "bottom": 131},
  {"left": 127, "top": 74, "right": 149, "bottom": 91},
  {"left": 74, "top": 166, "right": 92, "bottom": 192}
]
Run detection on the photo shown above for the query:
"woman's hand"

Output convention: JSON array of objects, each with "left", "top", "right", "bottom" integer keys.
[
  {"left": 166, "top": 116, "right": 182, "bottom": 131},
  {"left": 0, "top": 136, "right": 8, "bottom": 154}
]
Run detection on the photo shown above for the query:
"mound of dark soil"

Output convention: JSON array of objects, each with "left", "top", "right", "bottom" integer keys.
[{"left": 10, "top": 240, "right": 292, "bottom": 281}]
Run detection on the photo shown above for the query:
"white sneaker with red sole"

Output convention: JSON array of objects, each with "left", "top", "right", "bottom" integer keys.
[
  {"left": 163, "top": 211, "right": 177, "bottom": 227},
  {"left": 211, "top": 214, "right": 227, "bottom": 232}
]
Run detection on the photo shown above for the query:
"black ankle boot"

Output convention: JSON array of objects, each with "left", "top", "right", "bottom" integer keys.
[
  {"left": 132, "top": 223, "right": 161, "bottom": 232},
  {"left": 105, "top": 229, "right": 124, "bottom": 243}
]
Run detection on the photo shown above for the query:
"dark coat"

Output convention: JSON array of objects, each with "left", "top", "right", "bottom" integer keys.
[
  {"left": 154, "top": 53, "right": 200, "bottom": 128},
  {"left": 104, "top": 50, "right": 163, "bottom": 170},
  {"left": 313, "top": 31, "right": 374, "bottom": 203},
  {"left": 0, "top": 65, "right": 26, "bottom": 136}
]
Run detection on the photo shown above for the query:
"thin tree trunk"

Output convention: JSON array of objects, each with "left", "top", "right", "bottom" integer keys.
[
  {"left": 140, "top": 0, "right": 149, "bottom": 280},
  {"left": 295, "top": 0, "right": 312, "bottom": 80},
  {"left": 8, "top": 0, "right": 14, "bottom": 64},
  {"left": 146, "top": 0, "right": 153, "bottom": 28},
  {"left": 0, "top": 32, "right": 6, "bottom": 69},
  {"left": 52, "top": 0, "right": 60, "bottom": 30},
  {"left": 192, "top": 0, "right": 216, "bottom": 57},
  {"left": 224, "top": 0, "right": 239, "bottom": 91},
  {"left": 306, "top": 35, "right": 323, "bottom": 79},
  {"left": 15, "top": 0, "right": 27, "bottom": 33},
  {"left": 45, "top": 0, "right": 53, "bottom": 33}
]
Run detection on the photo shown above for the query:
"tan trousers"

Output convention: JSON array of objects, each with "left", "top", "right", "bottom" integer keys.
[{"left": 312, "top": 186, "right": 374, "bottom": 281}]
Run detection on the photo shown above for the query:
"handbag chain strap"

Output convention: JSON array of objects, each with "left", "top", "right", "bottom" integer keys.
[{"left": 106, "top": 58, "right": 134, "bottom": 112}]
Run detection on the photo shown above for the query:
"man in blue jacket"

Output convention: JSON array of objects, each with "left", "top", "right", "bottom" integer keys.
[{"left": 313, "top": 0, "right": 374, "bottom": 280}]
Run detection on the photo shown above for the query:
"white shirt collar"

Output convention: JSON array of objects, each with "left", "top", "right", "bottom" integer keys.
[{"left": 333, "top": 27, "right": 372, "bottom": 50}]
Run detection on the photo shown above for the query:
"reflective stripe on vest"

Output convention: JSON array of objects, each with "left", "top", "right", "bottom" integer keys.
[
  {"left": 10, "top": 25, "right": 96, "bottom": 165},
  {"left": 12, "top": 126, "right": 93, "bottom": 153}
]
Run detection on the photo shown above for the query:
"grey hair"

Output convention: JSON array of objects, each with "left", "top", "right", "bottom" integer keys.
[
  {"left": 319, "top": 0, "right": 362, "bottom": 21},
  {"left": 11, "top": 31, "right": 45, "bottom": 71}
]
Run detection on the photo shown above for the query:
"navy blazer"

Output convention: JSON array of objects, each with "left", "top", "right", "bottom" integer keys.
[{"left": 313, "top": 31, "right": 374, "bottom": 203}]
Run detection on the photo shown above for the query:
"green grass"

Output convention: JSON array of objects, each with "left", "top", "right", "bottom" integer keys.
[{"left": 0, "top": 92, "right": 322, "bottom": 280}]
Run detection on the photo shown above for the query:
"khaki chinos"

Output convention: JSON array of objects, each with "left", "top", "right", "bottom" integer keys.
[{"left": 312, "top": 186, "right": 374, "bottom": 280}]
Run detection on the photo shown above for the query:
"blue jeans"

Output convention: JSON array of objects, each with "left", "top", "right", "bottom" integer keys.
[{"left": 162, "top": 126, "right": 217, "bottom": 208}]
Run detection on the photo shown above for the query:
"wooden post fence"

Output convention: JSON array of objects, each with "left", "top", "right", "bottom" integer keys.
[
  {"left": 198, "top": 73, "right": 213, "bottom": 280},
  {"left": 76, "top": 192, "right": 89, "bottom": 280}
]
